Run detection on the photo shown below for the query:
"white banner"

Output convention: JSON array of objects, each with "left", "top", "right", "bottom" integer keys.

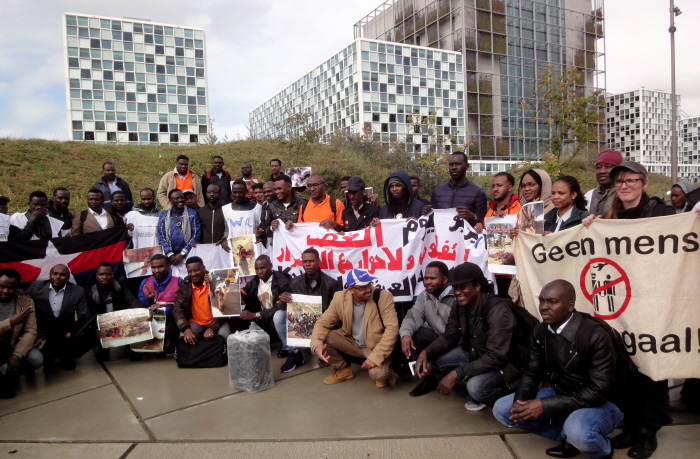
[
  {"left": 125, "top": 212, "right": 159, "bottom": 249},
  {"left": 514, "top": 212, "right": 700, "bottom": 380},
  {"left": 271, "top": 209, "right": 491, "bottom": 302},
  {"left": 172, "top": 243, "right": 233, "bottom": 278}
]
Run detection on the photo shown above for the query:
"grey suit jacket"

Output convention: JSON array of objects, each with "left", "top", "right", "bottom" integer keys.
[{"left": 26, "top": 280, "right": 90, "bottom": 339}]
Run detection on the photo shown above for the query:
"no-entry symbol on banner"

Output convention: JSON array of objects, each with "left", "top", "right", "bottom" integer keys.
[{"left": 579, "top": 257, "right": 631, "bottom": 320}]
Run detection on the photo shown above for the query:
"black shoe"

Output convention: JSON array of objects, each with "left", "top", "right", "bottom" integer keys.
[
  {"left": 128, "top": 351, "right": 143, "bottom": 362},
  {"left": 61, "top": 358, "right": 76, "bottom": 371},
  {"left": 628, "top": 428, "right": 658, "bottom": 459},
  {"left": 409, "top": 376, "right": 438, "bottom": 397},
  {"left": 611, "top": 430, "right": 637, "bottom": 449},
  {"left": 0, "top": 374, "right": 15, "bottom": 399},
  {"left": 545, "top": 441, "right": 578, "bottom": 458},
  {"left": 96, "top": 348, "right": 110, "bottom": 363},
  {"left": 277, "top": 349, "right": 289, "bottom": 359},
  {"left": 43, "top": 360, "right": 57, "bottom": 375}
]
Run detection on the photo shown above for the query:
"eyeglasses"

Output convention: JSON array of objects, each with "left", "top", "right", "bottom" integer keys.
[
  {"left": 614, "top": 178, "right": 644, "bottom": 187},
  {"left": 306, "top": 183, "right": 323, "bottom": 189},
  {"left": 351, "top": 284, "right": 373, "bottom": 291}
]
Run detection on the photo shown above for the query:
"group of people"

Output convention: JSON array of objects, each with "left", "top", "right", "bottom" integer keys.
[{"left": 1, "top": 148, "right": 699, "bottom": 459}]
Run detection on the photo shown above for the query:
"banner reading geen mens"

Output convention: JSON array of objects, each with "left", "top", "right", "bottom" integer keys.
[
  {"left": 514, "top": 212, "right": 700, "bottom": 381},
  {"left": 272, "top": 209, "right": 492, "bottom": 302}
]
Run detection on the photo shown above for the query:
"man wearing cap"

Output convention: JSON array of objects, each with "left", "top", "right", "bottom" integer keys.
[
  {"left": 157, "top": 155, "right": 204, "bottom": 210},
  {"left": 183, "top": 190, "right": 200, "bottom": 211},
  {"left": 310, "top": 269, "right": 399, "bottom": 387},
  {"left": 342, "top": 176, "right": 379, "bottom": 232},
  {"left": 413, "top": 262, "right": 527, "bottom": 411},
  {"left": 583, "top": 150, "right": 623, "bottom": 217}
]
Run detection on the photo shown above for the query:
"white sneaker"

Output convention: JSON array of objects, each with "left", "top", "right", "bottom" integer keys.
[{"left": 464, "top": 400, "right": 487, "bottom": 411}]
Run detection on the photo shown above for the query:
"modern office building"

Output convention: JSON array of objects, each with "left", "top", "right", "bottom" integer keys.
[
  {"left": 62, "top": 13, "right": 209, "bottom": 145},
  {"left": 606, "top": 88, "right": 700, "bottom": 181},
  {"left": 354, "top": 0, "right": 606, "bottom": 175},
  {"left": 249, "top": 39, "right": 465, "bottom": 154}
]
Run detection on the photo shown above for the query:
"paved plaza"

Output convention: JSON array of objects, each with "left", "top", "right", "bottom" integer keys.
[{"left": 1, "top": 346, "right": 699, "bottom": 459}]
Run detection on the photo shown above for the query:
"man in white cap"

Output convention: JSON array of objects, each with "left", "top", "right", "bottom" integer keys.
[{"left": 310, "top": 269, "right": 399, "bottom": 387}]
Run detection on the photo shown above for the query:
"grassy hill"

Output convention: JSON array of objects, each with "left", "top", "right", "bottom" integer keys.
[{"left": 0, "top": 138, "right": 674, "bottom": 214}]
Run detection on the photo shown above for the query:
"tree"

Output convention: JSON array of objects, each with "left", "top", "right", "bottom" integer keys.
[
  {"left": 523, "top": 66, "right": 605, "bottom": 161},
  {"left": 203, "top": 117, "right": 218, "bottom": 144},
  {"left": 275, "top": 111, "right": 322, "bottom": 163}
]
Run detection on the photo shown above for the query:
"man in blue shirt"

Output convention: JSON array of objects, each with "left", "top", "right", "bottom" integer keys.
[{"left": 157, "top": 189, "right": 201, "bottom": 266}]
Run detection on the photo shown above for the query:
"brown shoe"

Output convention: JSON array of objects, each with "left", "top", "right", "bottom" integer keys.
[
  {"left": 376, "top": 379, "right": 389, "bottom": 388},
  {"left": 375, "top": 368, "right": 395, "bottom": 388},
  {"left": 323, "top": 366, "right": 354, "bottom": 385}
]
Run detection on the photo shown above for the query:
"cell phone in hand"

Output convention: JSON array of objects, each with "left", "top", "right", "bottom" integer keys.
[{"left": 409, "top": 361, "right": 416, "bottom": 375}]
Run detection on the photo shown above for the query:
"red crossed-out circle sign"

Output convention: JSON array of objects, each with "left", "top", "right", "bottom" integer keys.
[{"left": 579, "top": 257, "right": 631, "bottom": 320}]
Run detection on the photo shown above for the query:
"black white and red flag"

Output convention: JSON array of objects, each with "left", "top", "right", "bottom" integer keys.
[{"left": 0, "top": 227, "right": 129, "bottom": 288}]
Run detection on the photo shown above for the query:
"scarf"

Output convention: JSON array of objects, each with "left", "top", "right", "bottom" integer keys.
[{"left": 164, "top": 207, "right": 191, "bottom": 250}]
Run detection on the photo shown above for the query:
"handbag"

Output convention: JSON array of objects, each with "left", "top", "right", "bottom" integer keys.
[{"left": 174, "top": 334, "right": 227, "bottom": 368}]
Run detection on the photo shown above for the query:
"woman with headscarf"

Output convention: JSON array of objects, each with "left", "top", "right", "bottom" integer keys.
[{"left": 518, "top": 169, "right": 554, "bottom": 213}]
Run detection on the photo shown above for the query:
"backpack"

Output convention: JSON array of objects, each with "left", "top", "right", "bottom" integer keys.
[{"left": 299, "top": 196, "right": 338, "bottom": 222}]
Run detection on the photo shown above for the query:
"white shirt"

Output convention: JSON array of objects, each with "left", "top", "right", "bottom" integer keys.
[
  {"left": 257, "top": 276, "right": 273, "bottom": 310},
  {"left": 89, "top": 208, "right": 109, "bottom": 230},
  {"left": 548, "top": 313, "right": 574, "bottom": 334},
  {"left": 48, "top": 283, "right": 67, "bottom": 317},
  {"left": 0, "top": 213, "right": 11, "bottom": 242},
  {"left": 584, "top": 189, "right": 595, "bottom": 212},
  {"left": 554, "top": 207, "right": 574, "bottom": 232}
]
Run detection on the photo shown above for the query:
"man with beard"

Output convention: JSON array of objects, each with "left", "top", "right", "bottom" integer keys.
[
  {"left": 138, "top": 254, "right": 181, "bottom": 353},
  {"left": 157, "top": 189, "right": 201, "bottom": 266},
  {"left": 47, "top": 187, "right": 73, "bottom": 234},
  {"left": 278, "top": 248, "right": 342, "bottom": 373},
  {"left": 293, "top": 173, "right": 344, "bottom": 231},
  {"left": 583, "top": 150, "right": 623, "bottom": 216},
  {"left": 125, "top": 188, "right": 161, "bottom": 248},
  {"left": 223, "top": 180, "right": 261, "bottom": 243},
  {"left": 200, "top": 156, "right": 231, "bottom": 205},
  {"left": 342, "top": 176, "right": 379, "bottom": 231},
  {"left": 157, "top": 155, "right": 204, "bottom": 209},
  {"left": 375, "top": 170, "right": 425, "bottom": 221},
  {"left": 261, "top": 175, "right": 307, "bottom": 242},
  {"left": 70, "top": 189, "right": 118, "bottom": 235},
  {"left": 93, "top": 162, "right": 133, "bottom": 211},
  {"left": 197, "top": 184, "right": 227, "bottom": 248},
  {"left": 237, "top": 162, "right": 264, "bottom": 200},
  {"left": 486, "top": 173, "right": 521, "bottom": 218},
  {"left": 183, "top": 189, "right": 200, "bottom": 211},
  {"left": 269, "top": 158, "right": 283, "bottom": 181}
]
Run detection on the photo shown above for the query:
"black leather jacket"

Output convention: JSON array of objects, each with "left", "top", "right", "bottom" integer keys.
[{"left": 514, "top": 311, "right": 616, "bottom": 417}]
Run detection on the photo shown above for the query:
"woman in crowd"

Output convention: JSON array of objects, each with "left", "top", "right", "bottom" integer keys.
[
  {"left": 669, "top": 180, "right": 695, "bottom": 213},
  {"left": 582, "top": 161, "right": 673, "bottom": 459},
  {"left": 543, "top": 176, "right": 590, "bottom": 233},
  {"left": 518, "top": 169, "right": 554, "bottom": 213}
]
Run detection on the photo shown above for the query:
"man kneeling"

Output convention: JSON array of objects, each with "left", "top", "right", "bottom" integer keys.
[
  {"left": 310, "top": 269, "right": 398, "bottom": 387},
  {"left": 493, "top": 280, "right": 622, "bottom": 459}
]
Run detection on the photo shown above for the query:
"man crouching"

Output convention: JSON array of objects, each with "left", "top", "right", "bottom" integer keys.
[{"left": 310, "top": 269, "right": 399, "bottom": 387}]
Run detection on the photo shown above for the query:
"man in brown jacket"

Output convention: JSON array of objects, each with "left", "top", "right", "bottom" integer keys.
[
  {"left": 157, "top": 155, "right": 204, "bottom": 210},
  {"left": 0, "top": 268, "right": 43, "bottom": 398},
  {"left": 311, "top": 269, "right": 399, "bottom": 387},
  {"left": 70, "top": 189, "right": 117, "bottom": 236}
]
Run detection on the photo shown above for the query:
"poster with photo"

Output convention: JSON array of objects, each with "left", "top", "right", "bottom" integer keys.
[
  {"left": 285, "top": 167, "right": 312, "bottom": 187},
  {"left": 209, "top": 268, "right": 243, "bottom": 317},
  {"left": 516, "top": 201, "right": 545, "bottom": 235},
  {"left": 97, "top": 309, "right": 152, "bottom": 349},
  {"left": 286, "top": 294, "right": 323, "bottom": 348},
  {"left": 130, "top": 308, "right": 166, "bottom": 352},
  {"left": 485, "top": 215, "right": 517, "bottom": 275},
  {"left": 123, "top": 246, "right": 164, "bottom": 278},
  {"left": 229, "top": 235, "right": 257, "bottom": 277}
]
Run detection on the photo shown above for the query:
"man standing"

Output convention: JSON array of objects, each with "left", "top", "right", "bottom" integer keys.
[
  {"left": 93, "top": 162, "right": 133, "bottom": 211},
  {"left": 424, "top": 152, "right": 487, "bottom": 231},
  {"left": 278, "top": 248, "right": 342, "bottom": 372},
  {"left": 0, "top": 268, "right": 43, "bottom": 398},
  {"left": 105, "top": 191, "right": 129, "bottom": 225},
  {"left": 157, "top": 190, "right": 201, "bottom": 266},
  {"left": 583, "top": 149, "right": 623, "bottom": 216},
  {"left": 414, "top": 263, "right": 528, "bottom": 410},
  {"left": 377, "top": 170, "right": 425, "bottom": 220},
  {"left": 295, "top": 173, "right": 345, "bottom": 231},
  {"left": 157, "top": 155, "right": 204, "bottom": 210},
  {"left": 200, "top": 156, "right": 231, "bottom": 205},
  {"left": 399, "top": 261, "right": 455, "bottom": 380},
  {"left": 223, "top": 180, "right": 261, "bottom": 240},
  {"left": 26, "top": 264, "right": 91, "bottom": 373},
  {"left": 183, "top": 190, "right": 200, "bottom": 211},
  {"left": 410, "top": 175, "right": 431, "bottom": 205},
  {"left": 252, "top": 183, "right": 265, "bottom": 206},
  {"left": 262, "top": 175, "right": 307, "bottom": 241},
  {"left": 47, "top": 187, "right": 73, "bottom": 235},
  {"left": 70, "top": 189, "right": 117, "bottom": 236},
  {"left": 311, "top": 269, "right": 399, "bottom": 387},
  {"left": 11, "top": 191, "right": 63, "bottom": 240},
  {"left": 342, "top": 176, "right": 379, "bottom": 231},
  {"left": 173, "top": 257, "right": 231, "bottom": 344},
  {"left": 486, "top": 173, "right": 521, "bottom": 218},
  {"left": 269, "top": 158, "right": 283, "bottom": 181},
  {"left": 493, "top": 280, "right": 621, "bottom": 459},
  {"left": 239, "top": 255, "right": 291, "bottom": 343},
  {"left": 238, "top": 162, "right": 263, "bottom": 199},
  {"left": 0, "top": 195, "right": 9, "bottom": 215},
  {"left": 339, "top": 176, "right": 351, "bottom": 206},
  {"left": 125, "top": 188, "right": 161, "bottom": 249},
  {"left": 88, "top": 263, "right": 144, "bottom": 361},
  {"left": 197, "top": 184, "right": 227, "bottom": 246},
  {"left": 138, "top": 254, "right": 181, "bottom": 352}
]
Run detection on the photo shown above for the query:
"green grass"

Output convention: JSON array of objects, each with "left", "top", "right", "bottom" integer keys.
[{"left": 0, "top": 138, "right": 674, "bottom": 214}]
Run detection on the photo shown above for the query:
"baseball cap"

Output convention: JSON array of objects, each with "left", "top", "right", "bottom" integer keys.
[
  {"left": 182, "top": 189, "right": 196, "bottom": 195},
  {"left": 595, "top": 149, "right": 623, "bottom": 166},
  {"left": 345, "top": 269, "right": 377, "bottom": 288},
  {"left": 448, "top": 262, "right": 487, "bottom": 287},
  {"left": 345, "top": 176, "right": 366, "bottom": 192},
  {"left": 610, "top": 161, "right": 648, "bottom": 180}
]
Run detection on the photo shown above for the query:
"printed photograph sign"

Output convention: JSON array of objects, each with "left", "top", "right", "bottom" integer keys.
[
  {"left": 286, "top": 294, "right": 323, "bottom": 348},
  {"left": 485, "top": 215, "right": 517, "bottom": 275},
  {"left": 285, "top": 167, "right": 312, "bottom": 187},
  {"left": 209, "top": 268, "right": 242, "bottom": 317},
  {"left": 97, "top": 309, "right": 152, "bottom": 349},
  {"left": 230, "top": 235, "right": 256, "bottom": 276},
  {"left": 131, "top": 308, "right": 166, "bottom": 352},
  {"left": 123, "top": 246, "right": 164, "bottom": 278},
  {"left": 516, "top": 201, "right": 545, "bottom": 235}
]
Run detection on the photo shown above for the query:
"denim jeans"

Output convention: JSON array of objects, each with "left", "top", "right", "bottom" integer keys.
[
  {"left": 493, "top": 387, "right": 624, "bottom": 459},
  {"left": 0, "top": 347, "right": 44, "bottom": 374},
  {"left": 272, "top": 310, "right": 298, "bottom": 355},
  {"left": 431, "top": 346, "right": 509, "bottom": 406}
]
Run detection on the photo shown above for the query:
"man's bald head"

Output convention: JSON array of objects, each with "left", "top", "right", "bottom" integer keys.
[
  {"left": 49, "top": 264, "right": 70, "bottom": 290},
  {"left": 538, "top": 279, "right": 576, "bottom": 328}
]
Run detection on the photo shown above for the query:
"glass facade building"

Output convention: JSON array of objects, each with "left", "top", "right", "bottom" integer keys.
[
  {"left": 354, "top": 0, "right": 605, "bottom": 175},
  {"left": 249, "top": 39, "right": 465, "bottom": 153},
  {"left": 62, "top": 13, "right": 209, "bottom": 145},
  {"left": 607, "top": 89, "right": 700, "bottom": 181}
]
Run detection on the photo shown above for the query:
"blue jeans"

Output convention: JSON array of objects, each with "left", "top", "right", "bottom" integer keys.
[
  {"left": 432, "top": 347, "right": 509, "bottom": 406},
  {"left": 493, "top": 388, "right": 624, "bottom": 459},
  {"left": 272, "top": 310, "right": 299, "bottom": 355},
  {"left": 0, "top": 348, "right": 44, "bottom": 374}
]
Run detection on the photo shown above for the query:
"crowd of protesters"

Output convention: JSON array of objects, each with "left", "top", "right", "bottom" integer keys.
[{"left": 0, "top": 149, "right": 699, "bottom": 459}]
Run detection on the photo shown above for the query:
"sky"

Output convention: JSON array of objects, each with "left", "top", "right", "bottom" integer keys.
[{"left": 0, "top": 0, "right": 698, "bottom": 141}]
